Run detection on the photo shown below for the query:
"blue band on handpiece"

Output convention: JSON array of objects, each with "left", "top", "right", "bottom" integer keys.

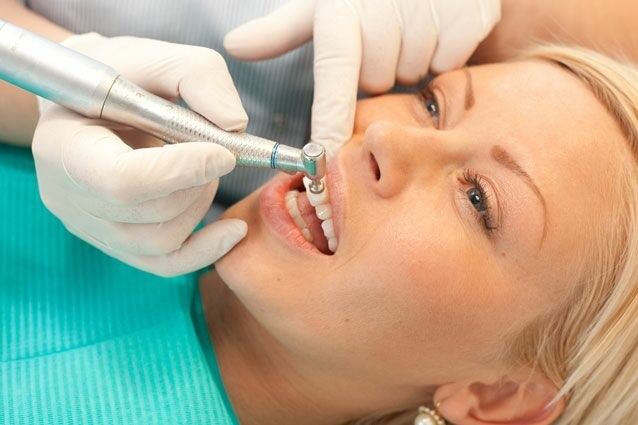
[{"left": 270, "top": 143, "right": 280, "bottom": 169}]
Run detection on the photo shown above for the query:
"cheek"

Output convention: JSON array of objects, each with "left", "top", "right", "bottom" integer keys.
[
  {"left": 319, "top": 205, "right": 527, "bottom": 368},
  {"left": 315, "top": 205, "right": 464, "bottom": 340}
]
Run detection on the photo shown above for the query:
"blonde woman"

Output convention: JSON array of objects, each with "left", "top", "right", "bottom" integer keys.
[
  {"left": 196, "top": 45, "right": 637, "bottom": 425},
  {"left": 2, "top": 3, "right": 638, "bottom": 425}
]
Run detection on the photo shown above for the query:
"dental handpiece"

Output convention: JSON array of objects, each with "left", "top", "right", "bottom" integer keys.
[{"left": 0, "top": 20, "right": 326, "bottom": 190}]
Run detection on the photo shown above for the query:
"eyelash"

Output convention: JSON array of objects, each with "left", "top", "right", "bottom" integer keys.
[{"left": 461, "top": 169, "right": 498, "bottom": 234}]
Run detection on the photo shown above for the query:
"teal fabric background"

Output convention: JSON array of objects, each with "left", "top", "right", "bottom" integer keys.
[{"left": 0, "top": 143, "right": 238, "bottom": 424}]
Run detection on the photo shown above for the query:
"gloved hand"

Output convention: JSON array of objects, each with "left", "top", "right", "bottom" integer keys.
[
  {"left": 33, "top": 33, "right": 249, "bottom": 277},
  {"left": 224, "top": 0, "right": 501, "bottom": 156}
]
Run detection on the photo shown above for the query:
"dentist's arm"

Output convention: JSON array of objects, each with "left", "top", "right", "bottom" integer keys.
[
  {"left": 224, "top": 0, "right": 501, "bottom": 156},
  {"left": 472, "top": 0, "right": 638, "bottom": 64},
  {"left": 0, "top": 0, "right": 249, "bottom": 276},
  {"left": 0, "top": 0, "right": 70, "bottom": 146}
]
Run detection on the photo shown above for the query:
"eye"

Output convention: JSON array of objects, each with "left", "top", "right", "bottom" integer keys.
[
  {"left": 420, "top": 85, "right": 440, "bottom": 128},
  {"left": 462, "top": 170, "right": 498, "bottom": 234},
  {"left": 467, "top": 187, "right": 488, "bottom": 213}
]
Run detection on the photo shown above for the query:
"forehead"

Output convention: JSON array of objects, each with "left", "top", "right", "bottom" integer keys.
[{"left": 454, "top": 60, "right": 624, "bottom": 169}]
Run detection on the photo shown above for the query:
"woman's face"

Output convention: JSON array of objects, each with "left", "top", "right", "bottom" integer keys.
[{"left": 215, "top": 61, "right": 624, "bottom": 388}]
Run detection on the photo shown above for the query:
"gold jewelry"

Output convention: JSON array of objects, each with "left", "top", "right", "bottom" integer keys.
[{"left": 414, "top": 405, "right": 446, "bottom": 425}]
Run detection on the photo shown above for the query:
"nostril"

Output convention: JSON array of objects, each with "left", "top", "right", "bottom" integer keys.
[{"left": 369, "top": 152, "right": 381, "bottom": 181}]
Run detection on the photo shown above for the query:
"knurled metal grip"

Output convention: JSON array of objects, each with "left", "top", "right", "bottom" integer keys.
[{"left": 103, "top": 78, "right": 305, "bottom": 173}]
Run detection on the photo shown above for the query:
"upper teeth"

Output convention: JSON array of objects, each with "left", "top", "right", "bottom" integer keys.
[
  {"left": 320, "top": 219, "right": 335, "bottom": 238},
  {"left": 304, "top": 182, "right": 329, "bottom": 206},
  {"left": 315, "top": 204, "right": 332, "bottom": 220},
  {"left": 303, "top": 177, "right": 338, "bottom": 253},
  {"left": 285, "top": 190, "right": 313, "bottom": 243}
]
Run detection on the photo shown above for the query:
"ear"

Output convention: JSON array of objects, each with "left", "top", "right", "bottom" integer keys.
[{"left": 433, "top": 371, "right": 565, "bottom": 425}]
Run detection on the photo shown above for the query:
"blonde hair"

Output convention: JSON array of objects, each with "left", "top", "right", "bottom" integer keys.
[
  {"left": 349, "top": 45, "right": 638, "bottom": 425},
  {"left": 510, "top": 45, "right": 638, "bottom": 425}
]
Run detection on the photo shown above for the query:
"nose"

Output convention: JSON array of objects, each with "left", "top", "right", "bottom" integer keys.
[{"left": 362, "top": 121, "right": 461, "bottom": 198}]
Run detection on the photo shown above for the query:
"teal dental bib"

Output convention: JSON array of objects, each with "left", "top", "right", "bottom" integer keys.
[{"left": 0, "top": 143, "right": 238, "bottom": 425}]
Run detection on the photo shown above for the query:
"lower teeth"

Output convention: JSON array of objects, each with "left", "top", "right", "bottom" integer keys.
[{"left": 303, "top": 177, "right": 337, "bottom": 253}]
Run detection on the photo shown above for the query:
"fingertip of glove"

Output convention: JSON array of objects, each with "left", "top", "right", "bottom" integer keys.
[
  {"left": 204, "top": 144, "right": 237, "bottom": 179},
  {"left": 209, "top": 218, "right": 248, "bottom": 258},
  {"left": 224, "top": 219, "right": 248, "bottom": 239},
  {"left": 223, "top": 26, "right": 252, "bottom": 59},
  {"left": 217, "top": 113, "right": 249, "bottom": 132},
  {"left": 179, "top": 74, "right": 249, "bottom": 132},
  {"left": 224, "top": 21, "right": 282, "bottom": 61}
]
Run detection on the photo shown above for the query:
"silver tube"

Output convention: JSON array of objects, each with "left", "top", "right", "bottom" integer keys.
[
  {"left": 0, "top": 21, "right": 117, "bottom": 117},
  {"left": 0, "top": 20, "right": 319, "bottom": 176}
]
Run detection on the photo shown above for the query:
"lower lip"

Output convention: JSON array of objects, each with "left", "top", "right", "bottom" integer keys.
[{"left": 259, "top": 173, "right": 325, "bottom": 255}]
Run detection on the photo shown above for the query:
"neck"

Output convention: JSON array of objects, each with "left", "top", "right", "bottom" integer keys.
[{"left": 199, "top": 272, "right": 433, "bottom": 425}]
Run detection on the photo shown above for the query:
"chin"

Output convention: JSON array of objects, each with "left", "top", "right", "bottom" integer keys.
[
  {"left": 216, "top": 190, "right": 259, "bottom": 269},
  {"left": 215, "top": 188, "right": 282, "bottom": 303}
]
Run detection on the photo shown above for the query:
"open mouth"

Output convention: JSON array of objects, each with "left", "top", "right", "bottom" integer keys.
[
  {"left": 284, "top": 175, "right": 335, "bottom": 255},
  {"left": 259, "top": 158, "right": 343, "bottom": 257}
]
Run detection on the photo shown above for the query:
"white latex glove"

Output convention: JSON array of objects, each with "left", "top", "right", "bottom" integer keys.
[
  {"left": 224, "top": 0, "right": 501, "bottom": 156},
  {"left": 33, "top": 33, "right": 249, "bottom": 277}
]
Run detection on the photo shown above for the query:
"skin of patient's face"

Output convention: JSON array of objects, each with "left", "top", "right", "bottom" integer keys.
[{"left": 214, "top": 61, "right": 625, "bottom": 389}]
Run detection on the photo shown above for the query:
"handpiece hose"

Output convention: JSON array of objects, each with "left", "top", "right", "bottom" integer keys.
[{"left": 0, "top": 20, "right": 326, "bottom": 181}]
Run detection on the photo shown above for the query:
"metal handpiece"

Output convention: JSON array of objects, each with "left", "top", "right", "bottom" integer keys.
[
  {"left": 0, "top": 20, "right": 326, "bottom": 181},
  {"left": 102, "top": 77, "right": 305, "bottom": 174},
  {"left": 302, "top": 143, "right": 326, "bottom": 193}
]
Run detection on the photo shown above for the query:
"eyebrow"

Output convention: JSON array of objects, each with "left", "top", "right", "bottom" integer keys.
[
  {"left": 463, "top": 68, "right": 475, "bottom": 110},
  {"left": 490, "top": 145, "right": 548, "bottom": 244}
]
